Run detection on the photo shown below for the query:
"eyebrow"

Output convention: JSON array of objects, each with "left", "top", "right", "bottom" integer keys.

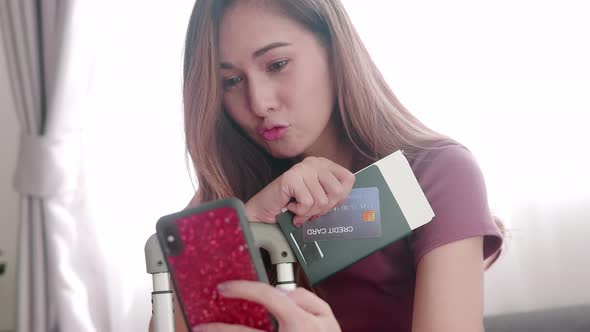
[{"left": 220, "top": 42, "right": 291, "bottom": 69}]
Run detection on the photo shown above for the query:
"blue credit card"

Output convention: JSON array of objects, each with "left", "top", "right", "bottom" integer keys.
[{"left": 302, "top": 187, "right": 381, "bottom": 242}]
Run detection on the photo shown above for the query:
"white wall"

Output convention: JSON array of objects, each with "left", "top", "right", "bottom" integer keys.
[{"left": 0, "top": 27, "right": 19, "bottom": 332}]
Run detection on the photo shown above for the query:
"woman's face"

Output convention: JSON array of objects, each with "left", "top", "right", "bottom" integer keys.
[{"left": 218, "top": 1, "right": 336, "bottom": 159}]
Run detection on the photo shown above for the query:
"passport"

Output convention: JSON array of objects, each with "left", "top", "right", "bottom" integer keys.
[{"left": 277, "top": 150, "right": 434, "bottom": 285}]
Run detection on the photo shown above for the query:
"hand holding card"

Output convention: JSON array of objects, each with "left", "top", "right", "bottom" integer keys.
[
  {"left": 278, "top": 151, "right": 435, "bottom": 285},
  {"left": 245, "top": 157, "right": 355, "bottom": 225}
]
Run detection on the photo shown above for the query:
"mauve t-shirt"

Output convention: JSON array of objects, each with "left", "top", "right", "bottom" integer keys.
[{"left": 315, "top": 143, "right": 503, "bottom": 332}]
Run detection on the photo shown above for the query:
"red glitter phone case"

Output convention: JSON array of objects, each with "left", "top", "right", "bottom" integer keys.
[{"left": 156, "top": 198, "right": 274, "bottom": 331}]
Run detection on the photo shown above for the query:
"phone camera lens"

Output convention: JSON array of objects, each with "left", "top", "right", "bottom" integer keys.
[{"left": 161, "top": 224, "right": 182, "bottom": 256}]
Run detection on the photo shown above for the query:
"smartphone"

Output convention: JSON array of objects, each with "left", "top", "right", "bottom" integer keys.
[{"left": 156, "top": 198, "right": 274, "bottom": 331}]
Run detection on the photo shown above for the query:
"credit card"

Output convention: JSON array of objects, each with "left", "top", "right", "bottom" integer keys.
[{"left": 302, "top": 187, "right": 381, "bottom": 242}]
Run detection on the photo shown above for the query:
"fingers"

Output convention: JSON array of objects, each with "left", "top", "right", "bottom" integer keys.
[
  {"left": 217, "top": 281, "right": 301, "bottom": 325},
  {"left": 282, "top": 157, "right": 355, "bottom": 225},
  {"left": 318, "top": 170, "right": 346, "bottom": 209},
  {"left": 293, "top": 173, "right": 328, "bottom": 225},
  {"left": 324, "top": 162, "right": 354, "bottom": 211},
  {"left": 197, "top": 284, "right": 341, "bottom": 332},
  {"left": 192, "top": 323, "right": 265, "bottom": 332},
  {"left": 326, "top": 160, "right": 355, "bottom": 186},
  {"left": 284, "top": 171, "right": 314, "bottom": 222},
  {"left": 286, "top": 287, "right": 333, "bottom": 317}
]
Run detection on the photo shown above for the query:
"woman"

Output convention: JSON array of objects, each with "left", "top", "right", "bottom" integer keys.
[{"left": 153, "top": 0, "right": 503, "bottom": 331}]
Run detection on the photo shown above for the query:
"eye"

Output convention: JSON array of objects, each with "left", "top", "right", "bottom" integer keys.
[
  {"left": 223, "top": 76, "right": 243, "bottom": 90},
  {"left": 268, "top": 59, "right": 289, "bottom": 73}
]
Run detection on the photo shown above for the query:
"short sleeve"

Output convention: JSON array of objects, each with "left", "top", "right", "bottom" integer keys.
[{"left": 408, "top": 145, "right": 503, "bottom": 266}]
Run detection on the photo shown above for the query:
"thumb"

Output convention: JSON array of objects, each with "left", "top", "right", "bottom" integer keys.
[
  {"left": 246, "top": 183, "right": 294, "bottom": 223},
  {"left": 292, "top": 214, "right": 311, "bottom": 226}
]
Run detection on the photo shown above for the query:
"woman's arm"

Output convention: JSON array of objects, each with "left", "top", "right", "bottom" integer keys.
[{"left": 412, "top": 236, "right": 485, "bottom": 332}]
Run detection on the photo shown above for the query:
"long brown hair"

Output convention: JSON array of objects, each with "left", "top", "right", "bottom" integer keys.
[{"left": 182, "top": 0, "right": 501, "bottom": 281}]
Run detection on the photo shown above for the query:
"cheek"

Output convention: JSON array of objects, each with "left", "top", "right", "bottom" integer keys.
[
  {"left": 292, "top": 52, "right": 331, "bottom": 98},
  {"left": 286, "top": 64, "right": 334, "bottom": 122},
  {"left": 223, "top": 94, "right": 248, "bottom": 125}
]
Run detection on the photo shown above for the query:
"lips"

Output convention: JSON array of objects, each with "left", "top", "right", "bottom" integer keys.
[{"left": 258, "top": 126, "right": 288, "bottom": 141}]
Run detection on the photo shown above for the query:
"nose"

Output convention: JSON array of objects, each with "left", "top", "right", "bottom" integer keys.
[{"left": 246, "top": 75, "right": 278, "bottom": 117}]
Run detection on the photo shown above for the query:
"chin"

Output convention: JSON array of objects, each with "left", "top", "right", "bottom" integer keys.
[
  {"left": 267, "top": 149, "right": 300, "bottom": 160},
  {"left": 266, "top": 143, "right": 308, "bottom": 160}
]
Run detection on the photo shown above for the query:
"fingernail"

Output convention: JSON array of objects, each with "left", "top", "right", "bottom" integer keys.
[
  {"left": 217, "top": 282, "right": 228, "bottom": 294},
  {"left": 192, "top": 325, "right": 206, "bottom": 332},
  {"left": 277, "top": 286, "right": 294, "bottom": 295}
]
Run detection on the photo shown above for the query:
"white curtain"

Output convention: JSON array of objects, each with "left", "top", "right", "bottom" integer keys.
[
  {"left": 82, "top": 1, "right": 196, "bottom": 330},
  {"left": 0, "top": 1, "right": 109, "bottom": 331}
]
